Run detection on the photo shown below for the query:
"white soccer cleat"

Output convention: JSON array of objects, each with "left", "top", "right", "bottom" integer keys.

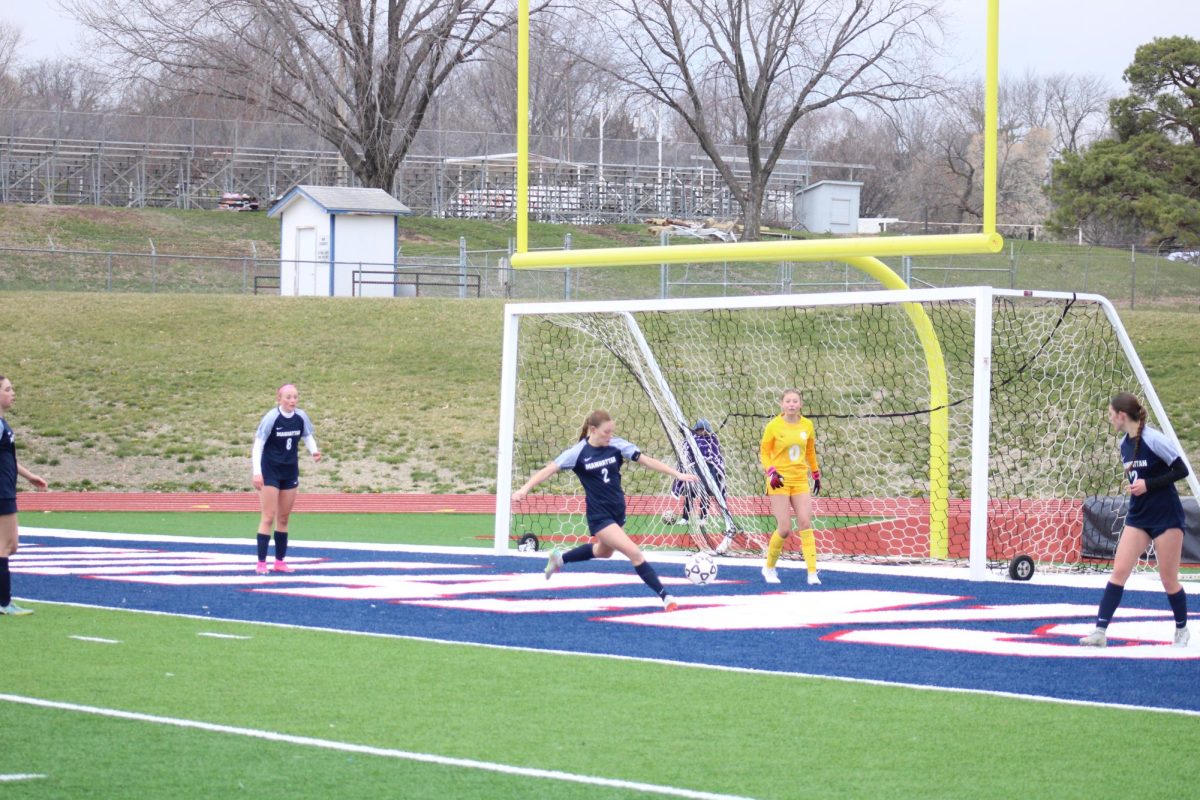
[
  {"left": 662, "top": 594, "right": 679, "bottom": 612},
  {"left": 0, "top": 602, "right": 33, "bottom": 616},
  {"left": 544, "top": 549, "right": 564, "bottom": 580},
  {"left": 1174, "top": 626, "right": 1190, "bottom": 648},
  {"left": 714, "top": 534, "right": 733, "bottom": 555},
  {"left": 1078, "top": 627, "right": 1107, "bottom": 647},
  {"left": 761, "top": 566, "right": 781, "bottom": 584},
  {"left": 807, "top": 571, "right": 821, "bottom": 586}
]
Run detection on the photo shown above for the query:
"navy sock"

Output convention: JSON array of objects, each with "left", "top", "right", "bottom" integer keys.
[
  {"left": 256, "top": 534, "right": 270, "bottom": 562},
  {"left": 1096, "top": 581, "right": 1125, "bottom": 628},
  {"left": 274, "top": 531, "right": 288, "bottom": 561},
  {"left": 0, "top": 557, "right": 10, "bottom": 606},
  {"left": 562, "top": 543, "right": 593, "bottom": 564},
  {"left": 634, "top": 560, "right": 667, "bottom": 599},
  {"left": 1167, "top": 588, "right": 1188, "bottom": 628}
]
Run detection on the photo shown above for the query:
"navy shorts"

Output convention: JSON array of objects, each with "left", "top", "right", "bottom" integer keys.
[
  {"left": 586, "top": 512, "right": 626, "bottom": 536},
  {"left": 1128, "top": 519, "right": 1185, "bottom": 538},
  {"left": 1126, "top": 508, "right": 1186, "bottom": 538},
  {"left": 260, "top": 461, "right": 299, "bottom": 491},
  {"left": 0, "top": 497, "right": 16, "bottom": 515}
]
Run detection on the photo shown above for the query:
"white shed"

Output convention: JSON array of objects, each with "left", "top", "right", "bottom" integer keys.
[
  {"left": 268, "top": 185, "right": 412, "bottom": 297},
  {"left": 793, "top": 180, "right": 863, "bottom": 234}
]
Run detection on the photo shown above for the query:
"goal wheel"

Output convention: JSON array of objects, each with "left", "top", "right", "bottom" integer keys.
[
  {"left": 1008, "top": 554, "right": 1035, "bottom": 581},
  {"left": 517, "top": 533, "right": 540, "bottom": 552}
]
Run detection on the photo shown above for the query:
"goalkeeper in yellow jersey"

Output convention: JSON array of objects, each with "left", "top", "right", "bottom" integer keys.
[{"left": 759, "top": 388, "right": 822, "bottom": 585}]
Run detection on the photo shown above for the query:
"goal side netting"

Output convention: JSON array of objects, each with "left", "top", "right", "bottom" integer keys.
[{"left": 493, "top": 287, "right": 1197, "bottom": 577}]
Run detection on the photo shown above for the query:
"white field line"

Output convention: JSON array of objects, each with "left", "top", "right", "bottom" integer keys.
[
  {"left": 197, "top": 632, "right": 252, "bottom": 640},
  {"left": 68, "top": 636, "right": 121, "bottom": 644},
  {"left": 0, "top": 774, "right": 47, "bottom": 782},
  {"left": 0, "top": 693, "right": 758, "bottom": 800}
]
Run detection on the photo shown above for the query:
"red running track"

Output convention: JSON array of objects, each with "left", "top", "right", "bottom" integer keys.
[{"left": 17, "top": 492, "right": 498, "bottom": 513}]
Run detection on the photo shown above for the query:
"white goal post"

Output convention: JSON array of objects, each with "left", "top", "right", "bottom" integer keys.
[{"left": 494, "top": 286, "right": 1198, "bottom": 580}]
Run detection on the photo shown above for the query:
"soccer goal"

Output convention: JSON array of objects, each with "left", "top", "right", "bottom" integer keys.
[{"left": 493, "top": 286, "right": 1198, "bottom": 579}]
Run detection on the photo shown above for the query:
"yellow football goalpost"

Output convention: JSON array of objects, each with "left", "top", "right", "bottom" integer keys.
[{"left": 509, "top": 0, "right": 1003, "bottom": 559}]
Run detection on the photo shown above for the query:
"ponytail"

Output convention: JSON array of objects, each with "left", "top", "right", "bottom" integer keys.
[{"left": 579, "top": 409, "right": 612, "bottom": 440}]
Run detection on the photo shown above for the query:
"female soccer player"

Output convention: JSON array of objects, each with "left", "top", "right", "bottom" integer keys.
[
  {"left": 511, "top": 409, "right": 698, "bottom": 611},
  {"left": 759, "top": 388, "right": 822, "bottom": 585},
  {"left": 0, "top": 376, "right": 48, "bottom": 616},
  {"left": 251, "top": 384, "right": 321, "bottom": 574},
  {"left": 1080, "top": 392, "right": 1190, "bottom": 648}
]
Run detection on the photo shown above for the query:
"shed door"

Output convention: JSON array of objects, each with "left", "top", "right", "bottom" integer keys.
[{"left": 294, "top": 227, "right": 322, "bottom": 295}]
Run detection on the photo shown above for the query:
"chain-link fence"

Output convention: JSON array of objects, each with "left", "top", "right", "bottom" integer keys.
[
  {"left": 3, "top": 239, "right": 1198, "bottom": 307},
  {"left": 658, "top": 240, "right": 1200, "bottom": 309},
  {"left": 0, "top": 245, "right": 575, "bottom": 300}
]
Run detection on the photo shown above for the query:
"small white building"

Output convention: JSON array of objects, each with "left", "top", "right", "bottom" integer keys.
[
  {"left": 857, "top": 217, "right": 900, "bottom": 235},
  {"left": 268, "top": 185, "right": 412, "bottom": 297},
  {"left": 793, "top": 180, "right": 863, "bottom": 234}
]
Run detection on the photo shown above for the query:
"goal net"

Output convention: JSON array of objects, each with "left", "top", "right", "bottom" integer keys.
[{"left": 494, "top": 287, "right": 1197, "bottom": 578}]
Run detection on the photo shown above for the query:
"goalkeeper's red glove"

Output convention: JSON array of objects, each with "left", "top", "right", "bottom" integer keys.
[
  {"left": 766, "top": 466, "right": 784, "bottom": 489},
  {"left": 811, "top": 470, "right": 822, "bottom": 496}
]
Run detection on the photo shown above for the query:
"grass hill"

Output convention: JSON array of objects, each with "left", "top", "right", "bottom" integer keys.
[
  {"left": 0, "top": 203, "right": 654, "bottom": 259},
  {"left": 2, "top": 203, "right": 1199, "bottom": 305},
  {"left": 0, "top": 291, "right": 1197, "bottom": 494},
  {"left": 0, "top": 203, "right": 1197, "bottom": 493}
]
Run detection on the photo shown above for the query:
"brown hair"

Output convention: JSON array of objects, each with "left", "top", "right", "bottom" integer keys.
[
  {"left": 1111, "top": 392, "right": 1147, "bottom": 463},
  {"left": 578, "top": 409, "right": 612, "bottom": 441},
  {"left": 780, "top": 388, "right": 802, "bottom": 401}
]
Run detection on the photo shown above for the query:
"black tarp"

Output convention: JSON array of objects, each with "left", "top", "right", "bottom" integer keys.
[{"left": 1081, "top": 495, "right": 1200, "bottom": 562}]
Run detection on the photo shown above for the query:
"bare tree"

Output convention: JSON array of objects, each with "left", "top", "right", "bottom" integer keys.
[
  {"left": 916, "top": 80, "right": 1054, "bottom": 226},
  {"left": 19, "top": 58, "right": 111, "bottom": 114},
  {"left": 1043, "top": 72, "right": 1110, "bottom": 154},
  {"left": 575, "top": 0, "right": 943, "bottom": 239},
  {"left": 64, "top": 0, "right": 518, "bottom": 193},
  {"left": 0, "top": 20, "right": 22, "bottom": 108},
  {"left": 446, "top": 8, "right": 616, "bottom": 142},
  {"left": 998, "top": 70, "right": 1111, "bottom": 157},
  {"left": 802, "top": 108, "right": 899, "bottom": 218}
]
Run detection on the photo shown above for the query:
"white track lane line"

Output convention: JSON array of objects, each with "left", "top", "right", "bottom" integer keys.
[{"left": 0, "top": 694, "right": 759, "bottom": 800}]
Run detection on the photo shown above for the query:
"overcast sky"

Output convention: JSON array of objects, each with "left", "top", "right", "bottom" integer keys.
[{"left": 3, "top": 0, "right": 1199, "bottom": 93}]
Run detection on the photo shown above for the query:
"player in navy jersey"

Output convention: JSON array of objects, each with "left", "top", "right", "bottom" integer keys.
[
  {"left": 251, "top": 384, "right": 321, "bottom": 574},
  {"left": 1080, "top": 393, "right": 1191, "bottom": 648},
  {"left": 511, "top": 409, "right": 698, "bottom": 611},
  {"left": 0, "top": 376, "right": 48, "bottom": 616}
]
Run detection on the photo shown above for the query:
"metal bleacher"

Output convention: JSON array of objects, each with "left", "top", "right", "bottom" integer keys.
[{"left": 0, "top": 109, "right": 816, "bottom": 222}]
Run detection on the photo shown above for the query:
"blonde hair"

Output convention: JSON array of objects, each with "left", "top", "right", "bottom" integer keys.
[
  {"left": 277, "top": 383, "right": 298, "bottom": 400},
  {"left": 578, "top": 409, "right": 612, "bottom": 440},
  {"left": 780, "top": 388, "right": 802, "bottom": 401}
]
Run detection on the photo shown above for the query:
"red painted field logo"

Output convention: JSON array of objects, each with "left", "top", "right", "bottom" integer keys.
[{"left": 16, "top": 542, "right": 1194, "bottom": 659}]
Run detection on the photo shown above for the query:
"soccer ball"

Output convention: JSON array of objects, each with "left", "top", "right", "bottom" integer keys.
[
  {"left": 661, "top": 510, "right": 678, "bottom": 525},
  {"left": 683, "top": 551, "right": 718, "bottom": 585}
]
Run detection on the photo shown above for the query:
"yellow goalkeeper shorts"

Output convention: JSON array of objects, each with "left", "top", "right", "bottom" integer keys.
[{"left": 766, "top": 480, "right": 810, "bottom": 497}]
